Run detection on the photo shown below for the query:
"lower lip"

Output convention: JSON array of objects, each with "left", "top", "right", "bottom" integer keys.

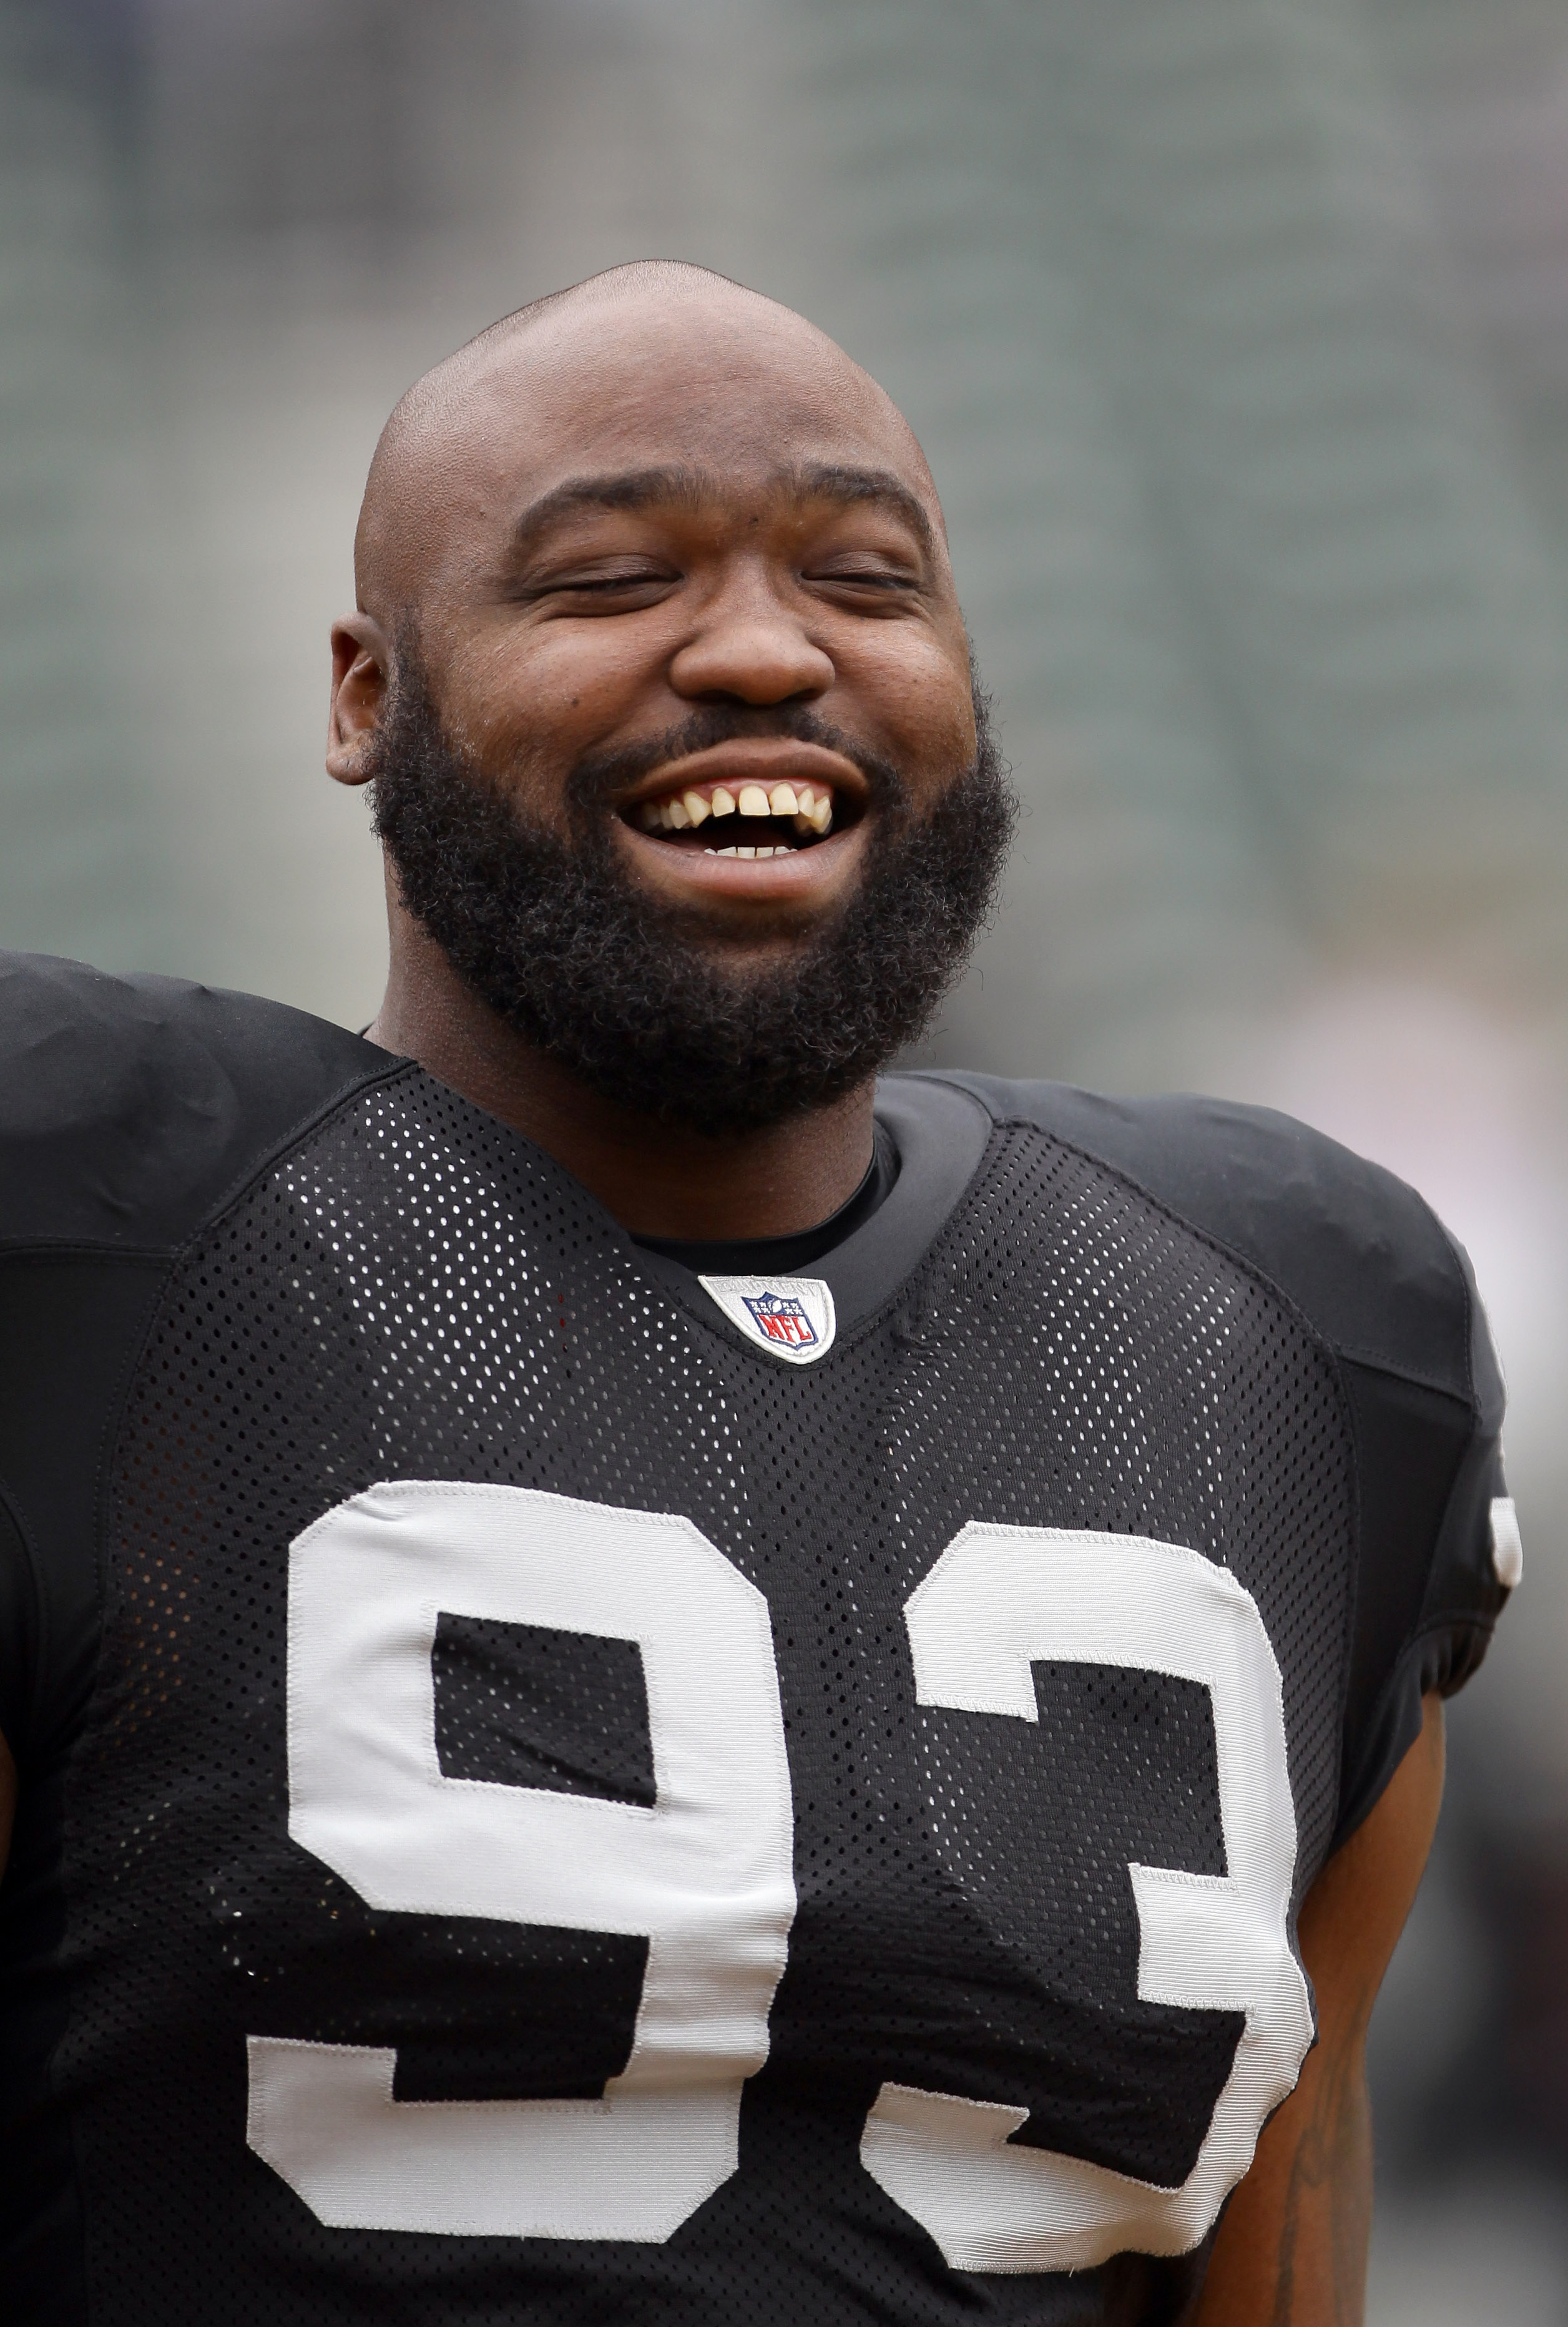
[{"left": 615, "top": 821, "right": 865, "bottom": 898}]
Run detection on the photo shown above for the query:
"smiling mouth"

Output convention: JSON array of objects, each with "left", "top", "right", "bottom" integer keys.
[{"left": 624, "top": 776, "right": 847, "bottom": 858}]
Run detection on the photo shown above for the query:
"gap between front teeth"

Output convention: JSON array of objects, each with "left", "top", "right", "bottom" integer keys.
[{"left": 638, "top": 781, "right": 833, "bottom": 836}]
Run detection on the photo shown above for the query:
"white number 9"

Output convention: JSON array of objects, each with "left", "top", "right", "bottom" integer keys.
[{"left": 246, "top": 1481, "right": 796, "bottom": 2242}]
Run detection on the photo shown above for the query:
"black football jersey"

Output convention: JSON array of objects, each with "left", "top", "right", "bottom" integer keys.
[{"left": 0, "top": 952, "right": 1512, "bottom": 2326}]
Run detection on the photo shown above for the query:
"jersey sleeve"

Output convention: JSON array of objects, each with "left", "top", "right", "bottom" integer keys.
[
  {"left": 1332, "top": 1232, "right": 1513, "bottom": 1844},
  {"left": 0, "top": 950, "right": 394, "bottom": 1770}
]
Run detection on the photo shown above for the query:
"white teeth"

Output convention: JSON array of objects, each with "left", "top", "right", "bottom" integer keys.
[{"left": 644, "top": 780, "right": 832, "bottom": 839}]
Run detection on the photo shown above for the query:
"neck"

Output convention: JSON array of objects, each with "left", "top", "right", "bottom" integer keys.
[{"left": 368, "top": 908, "right": 876, "bottom": 1242}]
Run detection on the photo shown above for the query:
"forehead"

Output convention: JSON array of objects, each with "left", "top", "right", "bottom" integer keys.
[{"left": 438, "top": 296, "right": 938, "bottom": 541}]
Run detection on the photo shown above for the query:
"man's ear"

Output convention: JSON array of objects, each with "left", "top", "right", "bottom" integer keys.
[{"left": 326, "top": 613, "right": 393, "bottom": 787}]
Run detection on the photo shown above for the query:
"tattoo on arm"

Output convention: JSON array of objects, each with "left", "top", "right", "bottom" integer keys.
[{"left": 1267, "top": 2026, "right": 1373, "bottom": 2325}]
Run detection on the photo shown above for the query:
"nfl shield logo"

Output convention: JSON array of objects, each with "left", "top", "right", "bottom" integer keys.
[
  {"left": 742, "top": 1290, "right": 818, "bottom": 1349},
  {"left": 697, "top": 1272, "right": 838, "bottom": 1366}
]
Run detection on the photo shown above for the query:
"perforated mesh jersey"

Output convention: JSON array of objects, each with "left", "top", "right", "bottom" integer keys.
[{"left": 0, "top": 958, "right": 1511, "bottom": 2326}]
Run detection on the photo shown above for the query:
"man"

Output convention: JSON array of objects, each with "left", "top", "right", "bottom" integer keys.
[{"left": 0, "top": 262, "right": 1515, "bottom": 2325}]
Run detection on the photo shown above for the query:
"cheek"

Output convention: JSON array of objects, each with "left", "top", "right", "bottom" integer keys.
[
  {"left": 441, "top": 625, "right": 654, "bottom": 775},
  {"left": 851, "top": 633, "right": 976, "bottom": 780}
]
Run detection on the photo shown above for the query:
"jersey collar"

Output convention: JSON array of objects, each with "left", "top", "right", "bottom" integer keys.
[{"left": 629, "top": 1074, "right": 993, "bottom": 1360}]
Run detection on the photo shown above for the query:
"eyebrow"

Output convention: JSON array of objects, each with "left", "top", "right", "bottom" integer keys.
[{"left": 504, "top": 461, "right": 938, "bottom": 561}]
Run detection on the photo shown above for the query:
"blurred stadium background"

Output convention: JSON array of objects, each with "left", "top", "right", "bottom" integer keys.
[{"left": 4, "top": 1, "right": 1567, "bottom": 2314}]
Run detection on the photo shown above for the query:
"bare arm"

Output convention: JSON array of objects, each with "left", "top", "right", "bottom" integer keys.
[
  {"left": 1195, "top": 1697, "right": 1446, "bottom": 2323},
  {"left": 1193, "top": 1692, "right": 1446, "bottom": 2326}
]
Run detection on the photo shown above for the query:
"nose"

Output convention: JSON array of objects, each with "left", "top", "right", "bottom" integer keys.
[{"left": 668, "top": 576, "right": 835, "bottom": 707}]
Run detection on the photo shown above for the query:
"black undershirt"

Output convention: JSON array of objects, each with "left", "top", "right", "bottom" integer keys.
[{"left": 631, "top": 1120, "right": 899, "bottom": 1276}]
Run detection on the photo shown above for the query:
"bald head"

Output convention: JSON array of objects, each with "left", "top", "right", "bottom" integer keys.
[{"left": 354, "top": 262, "right": 944, "bottom": 630}]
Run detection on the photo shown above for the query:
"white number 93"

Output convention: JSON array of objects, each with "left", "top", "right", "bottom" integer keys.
[{"left": 247, "top": 1485, "right": 1311, "bottom": 2271}]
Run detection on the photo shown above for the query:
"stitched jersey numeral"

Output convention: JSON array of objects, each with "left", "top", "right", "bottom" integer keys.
[
  {"left": 247, "top": 1481, "right": 796, "bottom": 2241},
  {"left": 248, "top": 1491, "right": 1310, "bottom": 2265},
  {"left": 860, "top": 1524, "right": 1313, "bottom": 2273}
]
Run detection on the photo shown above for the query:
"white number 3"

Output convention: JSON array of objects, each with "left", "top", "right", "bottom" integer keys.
[
  {"left": 861, "top": 1523, "right": 1313, "bottom": 2273},
  {"left": 247, "top": 1490, "right": 1311, "bottom": 2269}
]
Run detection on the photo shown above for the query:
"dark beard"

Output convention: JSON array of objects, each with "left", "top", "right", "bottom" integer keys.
[{"left": 368, "top": 654, "right": 1016, "bottom": 1136}]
